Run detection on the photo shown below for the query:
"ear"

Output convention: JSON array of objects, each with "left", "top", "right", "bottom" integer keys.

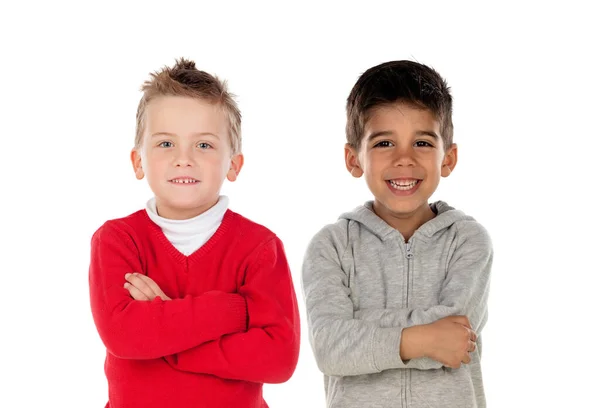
[
  {"left": 441, "top": 143, "right": 458, "bottom": 177},
  {"left": 226, "top": 153, "right": 244, "bottom": 182},
  {"left": 345, "top": 144, "right": 363, "bottom": 178},
  {"left": 130, "top": 148, "right": 145, "bottom": 180}
]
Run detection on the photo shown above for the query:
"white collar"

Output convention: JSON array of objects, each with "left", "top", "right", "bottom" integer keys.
[{"left": 145, "top": 196, "right": 229, "bottom": 255}]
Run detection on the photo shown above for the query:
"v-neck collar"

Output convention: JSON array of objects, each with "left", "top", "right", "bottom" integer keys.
[{"left": 142, "top": 209, "right": 238, "bottom": 265}]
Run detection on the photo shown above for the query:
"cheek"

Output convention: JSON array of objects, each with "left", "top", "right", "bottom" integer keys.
[
  {"left": 421, "top": 153, "right": 443, "bottom": 169},
  {"left": 142, "top": 154, "right": 169, "bottom": 175},
  {"left": 214, "top": 151, "right": 231, "bottom": 169},
  {"left": 425, "top": 162, "right": 442, "bottom": 177},
  {"left": 427, "top": 165, "right": 443, "bottom": 181},
  {"left": 200, "top": 153, "right": 230, "bottom": 175},
  {"left": 365, "top": 156, "right": 384, "bottom": 175}
]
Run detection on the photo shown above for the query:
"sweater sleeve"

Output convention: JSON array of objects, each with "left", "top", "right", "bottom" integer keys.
[
  {"left": 164, "top": 237, "right": 300, "bottom": 384},
  {"left": 89, "top": 222, "right": 248, "bottom": 360},
  {"left": 302, "top": 227, "right": 409, "bottom": 377},
  {"left": 354, "top": 222, "right": 493, "bottom": 370}
]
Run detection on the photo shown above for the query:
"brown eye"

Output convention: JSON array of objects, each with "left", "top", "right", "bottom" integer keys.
[
  {"left": 374, "top": 141, "right": 393, "bottom": 148},
  {"left": 415, "top": 141, "right": 433, "bottom": 147}
]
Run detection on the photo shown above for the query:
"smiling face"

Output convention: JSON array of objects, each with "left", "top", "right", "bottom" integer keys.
[
  {"left": 131, "top": 95, "right": 243, "bottom": 220},
  {"left": 345, "top": 102, "right": 457, "bottom": 230}
]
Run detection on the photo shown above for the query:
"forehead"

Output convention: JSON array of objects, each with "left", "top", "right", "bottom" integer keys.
[
  {"left": 144, "top": 96, "right": 228, "bottom": 136},
  {"left": 364, "top": 102, "right": 440, "bottom": 135}
]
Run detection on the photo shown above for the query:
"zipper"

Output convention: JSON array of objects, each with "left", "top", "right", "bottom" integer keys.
[
  {"left": 406, "top": 242, "right": 414, "bottom": 259},
  {"left": 404, "top": 240, "right": 414, "bottom": 407}
]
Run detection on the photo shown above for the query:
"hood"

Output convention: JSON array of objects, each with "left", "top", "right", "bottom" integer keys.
[{"left": 339, "top": 200, "right": 475, "bottom": 241}]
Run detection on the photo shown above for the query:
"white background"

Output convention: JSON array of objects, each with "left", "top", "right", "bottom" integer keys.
[{"left": 1, "top": 1, "right": 599, "bottom": 407}]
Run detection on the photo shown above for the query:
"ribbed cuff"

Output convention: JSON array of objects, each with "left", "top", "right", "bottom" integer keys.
[
  {"left": 223, "top": 293, "right": 248, "bottom": 333},
  {"left": 372, "top": 327, "right": 407, "bottom": 371}
]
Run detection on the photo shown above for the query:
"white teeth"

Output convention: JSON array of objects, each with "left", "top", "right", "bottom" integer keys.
[
  {"left": 171, "top": 179, "right": 197, "bottom": 184},
  {"left": 389, "top": 180, "right": 418, "bottom": 190}
]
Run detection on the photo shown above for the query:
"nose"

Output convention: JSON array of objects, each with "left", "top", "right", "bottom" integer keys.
[
  {"left": 173, "top": 146, "right": 194, "bottom": 167},
  {"left": 391, "top": 145, "right": 416, "bottom": 167}
]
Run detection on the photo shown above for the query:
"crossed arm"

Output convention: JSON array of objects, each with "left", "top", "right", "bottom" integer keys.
[
  {"left": 302, "top": 224, "right": 492, "bottom": 377},
  {"left": 89, "top": 225, "right": 248, "bottom": 360},
  {"left": 90, "top": 224, "right": 300, "bottom": 383},
  {"left": 123, "top": 239, "right": 300, "bottom": 383}
]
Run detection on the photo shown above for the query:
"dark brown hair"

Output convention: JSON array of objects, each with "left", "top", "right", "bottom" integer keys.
[{"left": 346, "top": 60, "right": 453, "bottom": 150}]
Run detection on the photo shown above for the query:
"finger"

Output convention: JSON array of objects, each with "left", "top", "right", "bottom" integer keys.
[
  {"left": 137, "top": 274, "right": 166, "bottom": 299},
  {"left": 470, "top": 330, "right": 477, "bottom": 342},
  {"left": 462, "top": 353, "right": 471, "bottom": 364},
  {"left": 461, "top": 325, "right": 473, "bottom": 342},
  {"left": 124, "top": 282, "right": 150, "bottom": 301},
  {"left": 451, "top": 315, "right": 471, "bottom": 329},
  {"left": 137, "top": 275, "right": 170, "bottom": 300},
  {"left": 469, "top": 341, "right": 477, "bottom": 353},
  {"left": 125, "top": 273, "right": 155, "bottom": 299}
]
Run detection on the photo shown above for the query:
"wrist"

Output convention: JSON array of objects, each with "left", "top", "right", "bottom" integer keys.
[
  {"left": 419, "top": 323, "right": 434, "bottom": 359},
  {"left": 400, "top": 325, "right": 427, "bottom": 360}
]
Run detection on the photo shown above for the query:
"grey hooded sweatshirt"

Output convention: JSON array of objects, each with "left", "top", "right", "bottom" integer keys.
[{"left": 302, "top": 201, "right": 493, "bottom": 408}]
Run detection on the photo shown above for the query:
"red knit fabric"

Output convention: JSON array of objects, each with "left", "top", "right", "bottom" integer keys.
[{"left": 89, "top": 209, "right": 300, "bottom": 408}]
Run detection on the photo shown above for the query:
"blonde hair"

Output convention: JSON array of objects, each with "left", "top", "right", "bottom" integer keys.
[{"left": 135, "top": 58, "right": 241, "bottom": 154}]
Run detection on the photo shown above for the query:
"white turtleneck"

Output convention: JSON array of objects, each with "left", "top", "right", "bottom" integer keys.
[{"left": 145, "top": 196, "right": 229, "bottom": 256}]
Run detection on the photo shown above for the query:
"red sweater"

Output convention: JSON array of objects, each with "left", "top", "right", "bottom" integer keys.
[{"left": 89, "top": 209, "right": 300, "bottom": 408}]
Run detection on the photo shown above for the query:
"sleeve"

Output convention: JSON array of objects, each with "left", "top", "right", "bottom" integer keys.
[
  {"left": 164, "top": 237, "right": 300, "bottom": 384},
  {"left": 354, "top": 222, "right": 493, "bottom": 370},
  {"left": 302, "top": 228, "right": 410, "bottom": 377},
  {"left": 89, "top": 223, "right": 248, "bottom": 360},
  {"left": 302, "top": 223, "right": 493, "bottom": 376}
]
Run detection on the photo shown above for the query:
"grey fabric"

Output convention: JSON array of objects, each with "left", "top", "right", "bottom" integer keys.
[{"left": 302, "top": 201, "right": 493, "bottom": 407}]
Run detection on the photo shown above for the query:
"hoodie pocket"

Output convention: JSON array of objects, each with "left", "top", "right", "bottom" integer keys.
[
  {"left": 328, "top": 371, "right": 403, "bottom": 408},
  {"left": 410, "top": 367, "right": 477, "bottom": 408}
]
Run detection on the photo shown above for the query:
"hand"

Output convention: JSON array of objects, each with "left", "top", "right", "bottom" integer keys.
[
  {"left": 124, "top": 273, "right": 171, "bottom": 301},
  {"left": 423, "top": 315, "right": 476, "bottom": 369}
]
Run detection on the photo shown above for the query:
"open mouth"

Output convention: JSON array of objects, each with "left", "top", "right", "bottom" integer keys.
[
  {"left": 169, "top": 178, "right": 199, "bottom": 184},
  {"left": 387, "top": 179, "right": 421, "bottom": 191}
]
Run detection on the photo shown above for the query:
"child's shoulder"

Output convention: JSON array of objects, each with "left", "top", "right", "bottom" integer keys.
[
  {"left": 305, "top": 205, "right": 367, "bottom": 254},
  {"left": 433, "top": 201, "right": 493, "bottom": 251},
  {"left": 310, "top": 218, "right": 353, "bottom": 246},
  {"left": 91, "top": 209, "right": 149, "bottom": 242},
  {"left": 453, "top": 217, "right": 493, "bottom": 253},
  {"left": 228, "top": 209, "right": 279, "bottom": 245}
]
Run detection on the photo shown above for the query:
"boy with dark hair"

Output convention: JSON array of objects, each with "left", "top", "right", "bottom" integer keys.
[{"left": 302, "top": 60, "right": 493, "bottom": 408}]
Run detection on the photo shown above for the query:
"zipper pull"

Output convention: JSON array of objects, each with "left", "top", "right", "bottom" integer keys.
[{"left": 406, "top": 242, "right": 414, "bottom": 259}]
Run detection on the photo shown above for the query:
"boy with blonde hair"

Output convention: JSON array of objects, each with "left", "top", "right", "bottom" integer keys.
[
  {"left": 89, "top": 58, "right": 300, "bottom": 408},
  {"left": 302, "top": 60, "right": 493, "bottom": 407}
]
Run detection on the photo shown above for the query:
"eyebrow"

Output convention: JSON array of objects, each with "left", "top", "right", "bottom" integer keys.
[
  {"left": 151, "top": 132, "right": 220, "bottom": 139},
  {"left": 366, "top": 129, "right": 440, "bottom": 142}
]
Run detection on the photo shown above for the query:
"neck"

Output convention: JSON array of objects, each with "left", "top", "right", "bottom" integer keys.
[
  {"left": 145, "top": 196, "right": 230, "bottom": 256},
  {"left": 372, "top": 201, "right": 435, "bottom": 242}
]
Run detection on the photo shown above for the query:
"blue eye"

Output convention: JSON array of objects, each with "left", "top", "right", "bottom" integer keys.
[
  {"left": 374, "top": 141, "right": 393, "bottom": 148},
  {"left": 198, "top": 142, "right": 212, "bottom": 149},
  {"left": 415, "top": 141, "right": 433, "bottom": 147},
  {"left": 158, "top": 141, "right": 173, "bottom": 148}
]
